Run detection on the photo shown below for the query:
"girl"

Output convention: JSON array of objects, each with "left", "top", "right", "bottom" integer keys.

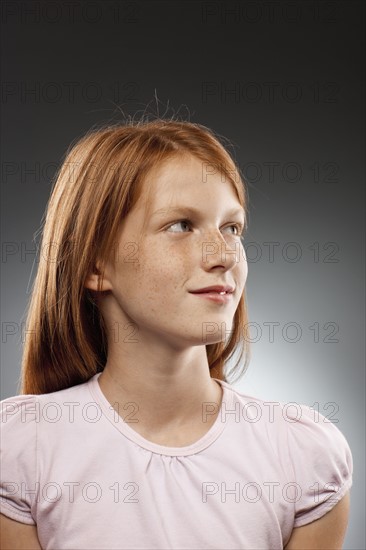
[{"left": 0, "top": 118, "right": 353, "bottom": 549}]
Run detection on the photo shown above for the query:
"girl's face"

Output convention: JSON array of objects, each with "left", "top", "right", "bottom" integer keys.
[{"left": 98, "top": 154, "right": 248, "bottom": 349}]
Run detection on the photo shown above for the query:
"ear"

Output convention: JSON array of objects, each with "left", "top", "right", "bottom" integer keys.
[{"left": 84, "top": 263, "right": 113, "bottom": 292}]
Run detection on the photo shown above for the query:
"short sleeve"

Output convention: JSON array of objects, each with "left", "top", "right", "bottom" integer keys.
[
  {"left": 283, "top": 403, "right": 353, "bottom": 528},
  {"left": 0, "top": 394, "right": 38, "bottom": 525}
]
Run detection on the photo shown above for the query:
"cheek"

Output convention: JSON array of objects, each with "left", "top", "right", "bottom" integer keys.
[
  {"left": 239, "top": 246, "right": 248, "bottom": 277},
  {"left": 129, "top": 246, "right": 188, "bottom": 296}
]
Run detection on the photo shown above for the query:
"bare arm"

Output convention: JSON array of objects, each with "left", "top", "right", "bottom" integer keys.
[
  {"left": 284, "top": 491, "right": 351, "bottom": 549},
  {"left": 0, "top": 514, "right": 42, "bottom": 550}
]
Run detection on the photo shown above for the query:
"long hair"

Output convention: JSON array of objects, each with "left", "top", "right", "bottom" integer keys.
[{"left": 20, "top": 118, "right": 251, "bottom": 394}]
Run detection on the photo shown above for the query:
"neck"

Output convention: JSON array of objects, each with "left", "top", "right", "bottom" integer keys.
[{"left": 97, "top": 342, "right": 223, "bottom": 436}]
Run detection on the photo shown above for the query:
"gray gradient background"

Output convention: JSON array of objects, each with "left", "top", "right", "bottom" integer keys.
[{"left": 1, "top": 0, "right": 365, "bottom": 547}]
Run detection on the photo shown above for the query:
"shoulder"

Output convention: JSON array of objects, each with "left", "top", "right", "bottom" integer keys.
[
  {"left": 0, "top": 394, "right": 39, "bottom": 525},
  {"left": 281, "top": 402, "right": 353, "bottom": 528},
  {"left": 0, "top": 393, "right": 39, "bottom": 439},
  {"left": 222, "top": 382, "right": 353, "bottom": 528},
  {"left": 0, "top": 378, "right": 94, "bottom": 525},
  {"left": 282, "top": 402, "right": 353, "bottom": 478},
  {"left": 224, "top": 382, "right": 353, "bottom": 473},
  {"left": 0, "top": 382, "right": 83, "bottom": 428}
]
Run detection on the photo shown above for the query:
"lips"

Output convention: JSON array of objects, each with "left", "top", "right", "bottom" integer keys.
[{"left": 189, "top": 285, "right": 235, "bottom": 295}]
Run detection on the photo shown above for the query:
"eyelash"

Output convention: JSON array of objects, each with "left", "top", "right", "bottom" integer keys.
[{"left": 166, "top": 219, "right": 244, "bottom": 237}]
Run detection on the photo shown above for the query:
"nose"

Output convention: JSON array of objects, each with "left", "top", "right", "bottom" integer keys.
[{"left": 200, "top": 230, "right": 241, "bottom": 271}]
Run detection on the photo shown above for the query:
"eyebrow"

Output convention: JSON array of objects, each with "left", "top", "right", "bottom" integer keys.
[{"left": 152, "top": 206, "right": 245, "bottom": 219}]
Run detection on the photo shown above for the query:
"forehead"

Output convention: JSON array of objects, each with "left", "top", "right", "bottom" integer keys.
[
  {"left": 142, "top": 154, "right": 242, "bottom": 212},
  {"left": 150, "top": 154, "right": 209, "bottom": 182}
]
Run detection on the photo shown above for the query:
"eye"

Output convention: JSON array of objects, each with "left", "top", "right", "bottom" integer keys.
[
  {"left": 224, "top": 223, "right": 244, "bottom": 236},
  {"left": 166, "top": 220, "right": 192, "bottom": 233},
  {"left": 166, "top": 220, "right": 244, "bottom": 236}
]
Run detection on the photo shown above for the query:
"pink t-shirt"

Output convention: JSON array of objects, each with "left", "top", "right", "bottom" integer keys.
[{"left": 0, "top": 372, "right": 353, "bottom": 549}]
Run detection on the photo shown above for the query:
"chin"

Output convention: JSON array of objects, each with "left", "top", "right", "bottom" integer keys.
[{"left": 190, "top": 331, "right": 228, "bottom": 346}]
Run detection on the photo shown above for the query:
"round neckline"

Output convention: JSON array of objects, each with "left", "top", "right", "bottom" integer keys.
[{"left": 87, "top": 372, "right": 233, "bottom": 457}]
